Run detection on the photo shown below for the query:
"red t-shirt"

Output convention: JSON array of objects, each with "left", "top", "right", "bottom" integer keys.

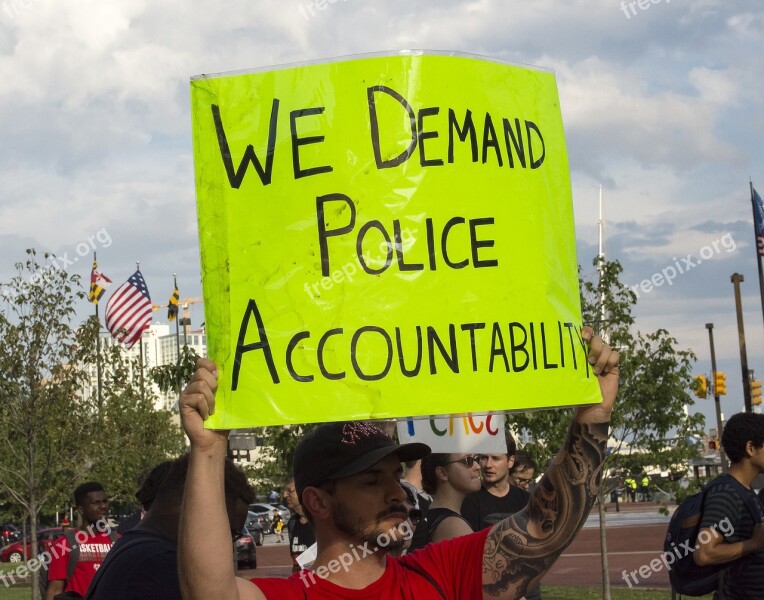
[
  {"left": 48, "top": 530, "right": 115, "bottom": 595},
  {"left": 252, "top": 528, "right": 489, "bottom": 599}
]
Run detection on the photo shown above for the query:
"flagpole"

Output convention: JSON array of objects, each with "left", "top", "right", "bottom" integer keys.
[
  {"left": 137, "top": 260, "right": 145, "bottom": 397},
  {"left": 173, "top": 274, "right": 181, "bottom": 362},
  {"left": 94, "top": 252, "right": 104, "bottom": 417},
  {"left": 751, "top": 180, "right": 764, "bottom": 329}
]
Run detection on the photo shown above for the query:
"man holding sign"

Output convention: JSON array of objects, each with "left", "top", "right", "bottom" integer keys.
[{"left": 177, "top": 327, "right": 618, "bottom": 599}]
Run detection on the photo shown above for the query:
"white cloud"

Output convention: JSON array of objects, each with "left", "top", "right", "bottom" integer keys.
[{"left": 0, "top": 0, "right": 762, "bottom": 428}]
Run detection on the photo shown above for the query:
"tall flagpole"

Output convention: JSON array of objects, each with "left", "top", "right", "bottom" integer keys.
[
  {"left": 173, "top": 274, "right": 181, "bottom": 363},
  {"left": 137, "top": 260, "right": 145, "bottom": 397},
  {"left": 598, "top": 185, "right": 609, "bottom": 343},
  {"left": 94, "top": 252, "right": 103, "bottom": 416},
  {"left": 751, "top": 180, "right": 764, "bottom": 329}
]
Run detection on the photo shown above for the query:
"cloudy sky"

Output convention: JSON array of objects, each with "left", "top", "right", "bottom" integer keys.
[{"left": 1, "top": 0, "right": 762, "bottom": 429}]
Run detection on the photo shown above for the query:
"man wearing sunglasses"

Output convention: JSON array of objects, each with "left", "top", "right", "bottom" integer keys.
[{"left": 178, "top": 327, "right": 619, "bottom": 599}]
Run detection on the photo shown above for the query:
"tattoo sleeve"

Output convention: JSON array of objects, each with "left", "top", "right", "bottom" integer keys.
[{"left": 482, "top": 420, "right": 609, "bottom": 599}]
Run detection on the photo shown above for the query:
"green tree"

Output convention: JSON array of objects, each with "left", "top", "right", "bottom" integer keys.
[
  {"left": 0, "top": 250, "right": 101, "bottom": 600},
  {"left": 250, "top": 424, "right": 320, "bottom": 495},
  {"left": 87, "top": 327, "right": 185, "bottom": 506},
  {"left": 150, "top": 344, "right": 199, "bottom": 396},
  {"left": 512, "top": 258, "right": 704, "bottom": 600}
]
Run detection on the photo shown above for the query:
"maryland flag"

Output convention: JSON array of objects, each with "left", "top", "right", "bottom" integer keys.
[
  {"left": 89, "top": 261, "right": 112, "bottom": 304},
  {"left": 168, "top": 280, "right": 180, "bottom": 321}
]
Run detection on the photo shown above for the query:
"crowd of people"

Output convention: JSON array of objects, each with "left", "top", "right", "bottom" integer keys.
[{"left": 31, "top": 325, "right": 764, "bottom": 599}]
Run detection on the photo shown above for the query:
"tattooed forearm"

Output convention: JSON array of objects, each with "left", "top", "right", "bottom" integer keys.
[{"left": 482, "top": 420, "right": 609, "bottom": 599}]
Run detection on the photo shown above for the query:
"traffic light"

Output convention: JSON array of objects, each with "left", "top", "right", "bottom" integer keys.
[
  {"left": 708, "top": 439, "right": 718, "bottom": 450},
  {"left": 752, "top": 380, "right": 763, "bottom": 406},
  {"left": 692, "top": 375, "right": 707, "bottom": 399},
  {"left": 715, "top": 372, "right": 727, "bottom": 396}
]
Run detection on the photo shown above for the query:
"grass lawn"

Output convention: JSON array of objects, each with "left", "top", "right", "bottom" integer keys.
[
  {"left": 0, "top": 589, "right": 28, "bottom": 600},
  {"left": 543, "top": 586, "right": 712, "bottom": 599},
  {"left": 0, "top": 560, "right": 34, "bottom": 599}
]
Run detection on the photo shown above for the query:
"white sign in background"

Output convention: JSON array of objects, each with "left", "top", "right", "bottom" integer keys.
[{"left": 396, "top": 413, "right": 507, "bottom": 454}]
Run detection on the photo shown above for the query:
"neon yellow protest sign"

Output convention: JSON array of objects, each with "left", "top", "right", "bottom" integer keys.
[{"left": 191, "top": 52, "right": 600, "bottom": 428}]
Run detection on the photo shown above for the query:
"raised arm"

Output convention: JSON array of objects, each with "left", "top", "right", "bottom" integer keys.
[
  {"left": 481, "top": 328, "right": 618, "bottom": 600},
  {"left": 177, "top": 358, "right": 264, "bottom": 600}
]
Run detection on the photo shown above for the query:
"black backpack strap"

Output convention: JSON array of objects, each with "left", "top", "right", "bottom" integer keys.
[
  {"left": 400, "top": 561, "right": 447, "bottom": 599},
  {"left": 64, "top": 530, "right": 79, "bottom": 582}
]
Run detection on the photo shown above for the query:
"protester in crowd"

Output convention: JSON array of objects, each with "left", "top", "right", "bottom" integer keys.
[
  {"left": 283, "top": 477, "right": 316, "bottom": 572},
  {"left": 509, "top": 451, "right": 536, "bottom": 491},
  {"left": 46, "top": 482, "right": 115, "bottom": 600},
  {"left": 116, "top": 462, "right": 174, "bottom": 535},
  {"left": 694, "top": 412, "right": 764, "bottom": 599},
  {"left": 400, "top": 460, "right": 432, "bottom": 514},
  {"left": 408, "top": 452, "right": 481, "bottom": 551},
  {"left": 460, "top": 432, "right": 526, "bottom": 532},
  {"left": 177, "top": 326, "right": 618, "bottom": 599},
  {"left": 271, "top": 509, "right": 285, "bottom": 543},
  {"left": 86, "top": 455, "right": 255, "bottom": 600}
]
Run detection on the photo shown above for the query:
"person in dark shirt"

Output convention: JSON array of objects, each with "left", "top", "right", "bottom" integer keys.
[
  {"left": 509, "top": 451, "right": 537, "bottom": 491},
  {"left": 695, "top": 412, "right": 764, "bottom": 600},
  {"left": 87, "top": 455, "right": 255, "bottom": 600},
  {"left": 460, "top": 431, "right": 527, "bottom": 531},
  {"left": 283, "top": 477, "right": 316, "bottom": 571}
]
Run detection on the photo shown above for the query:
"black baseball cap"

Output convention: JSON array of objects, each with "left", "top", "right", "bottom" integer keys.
[{"left": 294, "top": 421, "right": 430, "bottom": 499}]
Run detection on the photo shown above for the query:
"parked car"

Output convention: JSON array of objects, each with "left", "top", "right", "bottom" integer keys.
[
  {"left": 234, "top": 525, "right": 257, "bottom": 570},
  {"left": 248, "top": 503, "right": 289, "bottom": 524},
  {"left": 0, "top": 528, "right": 63, "bottom": 563},
  {"left": 0, "top": 524, "right": 20, "bottom": 546},
  {"left": 244, "top": 512, "right": 266, "bottom": 546}
]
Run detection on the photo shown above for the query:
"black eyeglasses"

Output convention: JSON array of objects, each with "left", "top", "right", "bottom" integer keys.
[
  {"left": 445, "top": 455, "right": 485, "bottom": 468},
  {"left": 512, "top": 475, "right": 534, "bottom": 485}
]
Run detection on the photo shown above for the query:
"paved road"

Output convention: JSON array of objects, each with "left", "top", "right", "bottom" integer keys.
[{"left": 243, "top": 519, "right": 673, "bottom": 590}]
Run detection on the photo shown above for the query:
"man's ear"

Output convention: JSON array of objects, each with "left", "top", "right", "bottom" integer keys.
[
  {"left": 507, "top": 455, "right": 516, "bottom": 470},
  {"left": 747, "top": 440, "right": 756, "bottom": 458},
  {"left": 301, "top": 487, "right": 330, "bottom": 522}
]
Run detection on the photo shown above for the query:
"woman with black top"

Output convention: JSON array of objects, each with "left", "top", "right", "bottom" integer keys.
[{"left": 409, "top": 453, "right": 482, "bottom": 551}]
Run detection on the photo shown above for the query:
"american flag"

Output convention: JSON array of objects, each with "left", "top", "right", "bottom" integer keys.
[{"left": 104, "top": 270, "right": 153, "bottom": 349}]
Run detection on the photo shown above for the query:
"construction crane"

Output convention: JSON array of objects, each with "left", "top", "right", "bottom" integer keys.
[{"left": 152, "top": 296, "right": 204, "bottom": 338}]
